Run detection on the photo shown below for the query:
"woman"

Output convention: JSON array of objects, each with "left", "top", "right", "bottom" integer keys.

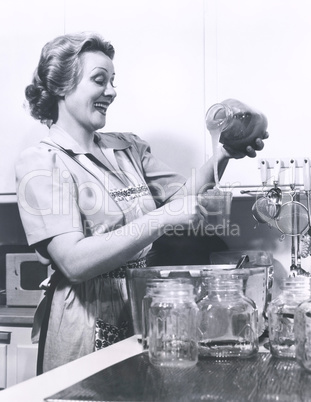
[{"left": 16, "top": 31, "right": 267, "bottom": 373}]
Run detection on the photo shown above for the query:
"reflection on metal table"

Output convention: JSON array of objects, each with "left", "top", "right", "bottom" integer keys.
[{"left": 45, "top": 351, "right": 311, "bottom": 402}]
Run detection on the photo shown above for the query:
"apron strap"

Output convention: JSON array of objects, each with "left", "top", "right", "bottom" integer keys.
[{"left": 36, "top": 269, "right": 63, "bottom": 375}]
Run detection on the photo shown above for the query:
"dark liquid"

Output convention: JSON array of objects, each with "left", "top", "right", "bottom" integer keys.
[
  {"left": 199, "top": 340, "right": 242, "bottom": 347},
  {"left": 220, "top": 111, "right": 266, "bottom": 151},
  {"left": 198, "top": 339, "right": 256, "bottom": 358}
]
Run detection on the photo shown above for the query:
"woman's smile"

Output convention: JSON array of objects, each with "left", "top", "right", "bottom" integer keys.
[{"left": 94, "top": 101, "right": 111, "bottom": 114}]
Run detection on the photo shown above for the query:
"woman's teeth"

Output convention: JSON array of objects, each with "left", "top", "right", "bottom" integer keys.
[{"left": 94, "top": 102, "right": 107, "bottom": 110}]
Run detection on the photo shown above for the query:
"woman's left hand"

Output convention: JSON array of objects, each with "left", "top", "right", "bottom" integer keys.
[{"left": 222, "top": 131, "right": 269, "bottom": 159}]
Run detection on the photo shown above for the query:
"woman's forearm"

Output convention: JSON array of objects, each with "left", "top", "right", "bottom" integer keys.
[
  {"left": 47, "top": 196, "right": 201, "bottom": 283},
  {"left": 47, "top": 214, "right": 165, "bottom": 283},
  {"left": 182, "top": 146, "right": 230, "bottom": 195}
]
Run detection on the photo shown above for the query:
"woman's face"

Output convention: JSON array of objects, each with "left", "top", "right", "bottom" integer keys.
[{"left": 59, "top": 50, "right": 117, "bottom": 133}]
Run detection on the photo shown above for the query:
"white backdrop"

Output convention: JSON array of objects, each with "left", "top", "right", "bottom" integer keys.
[
  {"left": 204, "top": 0, "right": 311, "bottom": 187},
  {"left": 1, "top": 0, "right": 311, "bottom": 195},
  {"left": 0, "top": 0, "right": 205, "bottom": 195}
]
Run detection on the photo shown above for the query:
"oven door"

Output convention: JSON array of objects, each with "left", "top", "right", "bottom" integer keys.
[{"left": 6, "top": 253, "right": 54, "bottom": 307}]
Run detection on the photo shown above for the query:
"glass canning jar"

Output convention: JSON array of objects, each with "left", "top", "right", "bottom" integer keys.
[
  {"left": 268, "top": 276, "right": 311, "bottom": 358},
  {"left": 142, "top": 279, "right": 168, "bottom": 350},
  {"left": 148, "top": 282, "right": 198, "bottom": 367},
  {"left": 197, "top": 273, "right": 259, "bottom": 358},
  {"left": 295, "top": 298, "right": 311, "bottom": 371},
  {"left": 205, "top": 98, "right": 268, "bottom": 152},
  {"left": 142, "top": 279, "right": 194, "bottom": 350}
]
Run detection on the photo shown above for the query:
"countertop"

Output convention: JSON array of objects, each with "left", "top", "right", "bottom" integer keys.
[
  {"left": 0, "top": 306, "right": 36, "bottom": 326},
  {"left": 45, "top": 352, "right": 311, "bottom": 402},
  {"left": 0, "top": 335, "right": 142, "bottom": 402},
  {"left": 2, "top": 335, "right": 311, "bottom": 402},
  {"left": 1, "top": 334, "right": 305, "bottom": 402}
]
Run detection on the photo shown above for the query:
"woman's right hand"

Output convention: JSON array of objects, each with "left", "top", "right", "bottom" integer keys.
[{"left": 222, "top": 131, "right": 269, "bottom": 159}]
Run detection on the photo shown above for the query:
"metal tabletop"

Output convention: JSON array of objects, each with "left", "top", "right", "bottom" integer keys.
[{"left": 45, "top": 352, "right": 311, "bottom": 402}]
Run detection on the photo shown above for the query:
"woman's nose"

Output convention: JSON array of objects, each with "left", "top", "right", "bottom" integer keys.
[{"left": 104, "top": 83, "right": 117, "bottom": 98}]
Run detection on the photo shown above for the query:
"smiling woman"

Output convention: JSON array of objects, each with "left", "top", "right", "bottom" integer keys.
[
  {"left": 25, "top": 33, "right": 115, "bottom": 127},
  {"left": 57, "top": 50, "right": 117, "bottom": 146},
  {"left": 15, "top": 31, "right": 267, "bottom": 376}
]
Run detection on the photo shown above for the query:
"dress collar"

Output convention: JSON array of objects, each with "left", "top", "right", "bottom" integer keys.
[{"left": 48, "top": 124, "right": 131, "bottom": 154}]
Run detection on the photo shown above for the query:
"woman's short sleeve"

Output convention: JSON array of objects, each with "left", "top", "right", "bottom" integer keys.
[
  {"left": 127, "top": 133, "right": 187, "bottom": 206},
  {"left": 15, "top": 145, "right": 83, "bottom": 246}
]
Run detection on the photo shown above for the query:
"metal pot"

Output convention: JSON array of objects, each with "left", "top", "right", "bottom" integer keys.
[{"left": 126, "top": 263, "right": 273, "bottom": 337}]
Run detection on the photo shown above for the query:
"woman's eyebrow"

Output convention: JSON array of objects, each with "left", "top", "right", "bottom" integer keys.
[{"left": 92, "top": 67, "right": 108, "bottom": 72}]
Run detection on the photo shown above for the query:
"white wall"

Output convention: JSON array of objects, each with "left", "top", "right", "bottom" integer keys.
[
  {"left": 0, "top": 0, "right": 64, "bottom": 194},
  {"left": 204, "top": 0, "right": 311, "bottom": 188},
  {"left": 3, "top": 0, "right": 311, "bottom": 191},
  {"left": 0, "top": 0, "right": 205, "bottom": 194}
]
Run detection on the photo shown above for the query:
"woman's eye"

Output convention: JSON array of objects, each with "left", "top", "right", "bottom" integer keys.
[
  {"left": 92, "top": 74, "right": 108, "bottom": 85},
  {"left": 92, "top": 75, "right": 116, "bottom": 88},
  {"left": 93, "top": 76, "right": 107, "bottom": 85}
]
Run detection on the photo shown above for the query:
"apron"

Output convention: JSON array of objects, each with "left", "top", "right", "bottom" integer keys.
[{"left": 34, "top": 138, "right": 154, "bottom": 374}]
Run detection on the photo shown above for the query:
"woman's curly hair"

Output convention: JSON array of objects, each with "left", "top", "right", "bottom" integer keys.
[{"left": 25, "top": 32, "right": 115, "bottom": 125}]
